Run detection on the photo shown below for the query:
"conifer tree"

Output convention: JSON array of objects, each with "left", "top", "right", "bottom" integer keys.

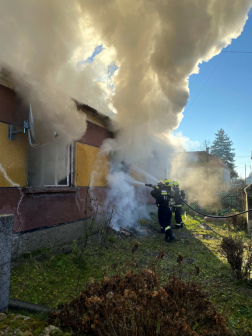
[{"left": 210, "top": 129, "right": 238, "bottom": 178}]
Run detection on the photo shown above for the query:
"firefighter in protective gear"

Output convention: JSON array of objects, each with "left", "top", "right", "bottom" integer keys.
[
  {"left": 151, "top": 179, "right": 176, "bottom": 243},
  {"left": 173, "top": 181, "right": 185, "bottom": 229}
]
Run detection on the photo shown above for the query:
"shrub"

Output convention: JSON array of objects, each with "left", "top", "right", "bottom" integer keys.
[
  {"left": 48, "top": 268, "right": 231, "bottom": 336},
  {"left": 220, "top": 236, "right": 252, "bottom": 281},
  {"left": 226, "top": 214, "right": 247, "bottom": 231},
  {"left": 108, "top": 235, "right": 116, "bottom": 243}
]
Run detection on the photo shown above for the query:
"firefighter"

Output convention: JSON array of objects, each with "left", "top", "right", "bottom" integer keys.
[
  {"left": 173, "top": 181, "right": 185, "bottom": 229},
  {"left": 151, "top": 179, "right": 176, "bottom": 243}
]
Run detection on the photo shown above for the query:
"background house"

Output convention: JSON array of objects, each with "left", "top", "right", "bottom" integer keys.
[
  {"left": 166, "top": 150, "right": 232, "bottom": 210},
  {"left": 185, "top": 151, "right": 231, "bottom": 185}
]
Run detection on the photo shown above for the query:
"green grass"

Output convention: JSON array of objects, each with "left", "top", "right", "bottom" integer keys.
[{"left": 10, "top": 213, "right": 252, "bottom": 335}]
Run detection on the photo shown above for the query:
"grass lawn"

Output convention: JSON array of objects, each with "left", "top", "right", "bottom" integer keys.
[{"left": 10, "top": 212, "right": 252, "bottom": 335}]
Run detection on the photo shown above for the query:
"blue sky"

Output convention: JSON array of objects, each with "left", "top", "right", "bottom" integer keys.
[
  {"left": 177, "top": 13, "right": 252, "bottom": 179},
  {"left": 77, "top": 44, "right": 104, "bottom": 67}
]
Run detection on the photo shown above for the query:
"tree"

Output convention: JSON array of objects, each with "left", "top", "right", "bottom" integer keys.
[
  {"left": 200, "top": 139, "right": 212, "bottom": 152},
  {"left": 210, "top": 129, "right": 238, "bottom": 178}
]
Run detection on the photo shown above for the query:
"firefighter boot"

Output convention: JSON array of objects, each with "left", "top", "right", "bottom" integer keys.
[
  {"left": 173, "top": 222, "right": 184, "bottom": 229},
  {"left": 159, "top": 227, "right": 165, "bottom": 234},
  {"left": 164, "top": 226, "right": 176, "bottom": 243},
  {"left": 165, "top": 233, "right": 176, "bottom": 243}
]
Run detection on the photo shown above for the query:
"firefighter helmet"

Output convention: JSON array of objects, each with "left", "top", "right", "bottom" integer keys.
[
  {"left": 164, "top": 179, "right": 173, "bottom": 186},
  {"left": 173, "top": 181, "right": 179, "bottom": 188},
  {"left": 154, "top": 179, "right": 164, "bottom": 188}
]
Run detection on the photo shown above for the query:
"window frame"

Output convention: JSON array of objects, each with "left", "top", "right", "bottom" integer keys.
[{"left": 41, "top": 144, "right": 72, "bottom": 187}]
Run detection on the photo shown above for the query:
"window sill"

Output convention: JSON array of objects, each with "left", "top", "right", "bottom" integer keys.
[{"left": 23, "top": 187, "right": 80, "bottom": 194}]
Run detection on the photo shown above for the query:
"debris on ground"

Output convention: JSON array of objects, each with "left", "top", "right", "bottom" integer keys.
[
  {"left": 120, "top": 225, "right": 151, "bottom": 237},
  {"left": 120, "top": 227, "right": 132, "bottom": 236}
]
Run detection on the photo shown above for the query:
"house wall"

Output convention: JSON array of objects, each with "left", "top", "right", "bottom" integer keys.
[
  {"left": 75, "top": 142, "right": 109, "bottom": 187},
  {"left": 0, "top": 82, "right": 113, "bottom": 237},
  {"left": 0, "top": 122, "right": 28, "bottom": 187},
  {"left": 0, "top": 84, "right": 29, "bottom": 187},
  {"left": 0, "top": 118, "right": 112, "bottom": 233},
  {"left": 0, "top": 187, "right": 109, "bottom": 233},
  {"left": 78, "top": 120, "right": 112, "bottom": 148},
  {"left": 224, "top": 168, "right": 230, "bottom": 181},
  {"left": 0, "top": 84, "right": 18, "bottom": 125},
  {"left": 0, "top": 84, "right": 28, "bottom": 126}
]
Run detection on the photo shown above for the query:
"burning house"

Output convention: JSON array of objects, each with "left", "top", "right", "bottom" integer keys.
[{"left": 0, "top": 74, "right": 117, "bottom": 257}]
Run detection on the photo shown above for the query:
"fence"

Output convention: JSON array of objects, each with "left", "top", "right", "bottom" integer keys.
[
  {"left": 0, "top": 215, "right": 14, "bottom": 312},
  {"left": 185, "top": 186, "right": 246, "bottom": 213},
  {"left": 217, "top": 187, "right": 246, "bottom": 211}
]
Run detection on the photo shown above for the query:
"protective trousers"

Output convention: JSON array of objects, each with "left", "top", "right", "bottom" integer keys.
[
  {"left": 174, "top": 206, "right": 182, "bottom": 224},
  {"left": 158, "top": 205, "right": 173, "bottom": 236}
]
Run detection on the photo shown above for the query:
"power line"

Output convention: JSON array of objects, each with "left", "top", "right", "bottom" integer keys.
[
  {"left": 185, "top": 49, "right": 228, "bottom": 112},
  {"left": 185, "top": 22, "right": 246, "bottom": 113},
  {"left": 221, "top": 51, "right": 252, "bottom": 53}
]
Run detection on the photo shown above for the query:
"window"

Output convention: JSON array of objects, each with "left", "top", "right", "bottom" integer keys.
[
  {"left": 42, "top": 144, "right": 70, "bottom": 186},
  {"left": 27, "top": 143, "right": 73, "bottom": 187}
]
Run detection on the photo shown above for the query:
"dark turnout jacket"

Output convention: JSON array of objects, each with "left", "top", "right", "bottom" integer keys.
[{"left": 151, "top": 187, "right": 167, "bottom": 206}]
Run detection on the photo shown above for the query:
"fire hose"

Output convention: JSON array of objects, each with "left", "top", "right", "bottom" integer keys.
[
  {"left": 145, "top": 183, "right": 252, "bottom": 219},
  {"left": 176, "top": 195, "right": 252, "bottom": 219}
]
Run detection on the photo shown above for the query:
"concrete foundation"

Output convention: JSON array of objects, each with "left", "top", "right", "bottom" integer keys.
[
  {"left": 0, "top": 215, "right": 14, "bottom": 312},
  {"left": 12, "top": 216, "right": 101, "bottom": 260},
  {"left": 11, "top": 204, "right": 158, "bottom": 260}
]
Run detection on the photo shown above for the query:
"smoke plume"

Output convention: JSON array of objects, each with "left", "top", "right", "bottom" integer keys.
[
  {"left": 78, "top": 0, "right": 252, "bottom": 165},
  {"left": 82, "top": 0, "right": 252, "bottom": 225}
]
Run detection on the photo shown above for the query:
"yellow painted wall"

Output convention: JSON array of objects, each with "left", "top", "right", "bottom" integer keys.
[
  {"left": 0, "top": 122, "right": 28, "bottom": 187},
  {"left": 75, "top": 142, "right": 109, "bottom": 187}
]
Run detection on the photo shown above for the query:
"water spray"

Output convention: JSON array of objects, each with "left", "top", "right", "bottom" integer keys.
[{"left": 132, "top": 166, "right": 159, "bottom": 184}]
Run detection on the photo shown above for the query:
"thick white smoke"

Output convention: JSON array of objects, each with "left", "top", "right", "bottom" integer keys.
[
  {"left": 78, "top": 0, "right": 252, "bottom": 163},
  {"left": 0, "top": 1, "right": 116, "bottom": 185},
  {"left": 105, "top": 171, "right": 149, "bottom": 230},
  {"left": 0, "top": 1, "right": 115, "bottom": 145},
  {"left": 83, "top": 0, "right": 252, "bottom": 227}
]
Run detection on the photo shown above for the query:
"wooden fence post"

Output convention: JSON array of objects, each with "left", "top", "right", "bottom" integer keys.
[{"left": 244, "top": 185, "right": 252, "bottom": 235}]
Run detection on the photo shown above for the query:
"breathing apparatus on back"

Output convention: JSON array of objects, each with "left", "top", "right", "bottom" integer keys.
[
  {"left": 146, "top": 179, "right": 175, "bottom": 206},
  {"left": 172, "top": 181, "right": 186, "bottom": 203}
]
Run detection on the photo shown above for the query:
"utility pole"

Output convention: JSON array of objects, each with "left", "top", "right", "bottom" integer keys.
[{"left": 245, "top": 164, "right": 247, "bottom": 184}]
